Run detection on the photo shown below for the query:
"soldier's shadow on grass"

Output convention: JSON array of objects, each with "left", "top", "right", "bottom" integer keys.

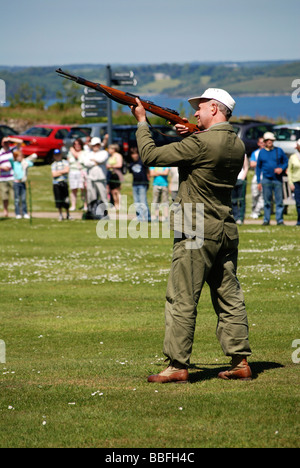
[{"left": 189, "top": 361, "right": 284, "bottom": 383}]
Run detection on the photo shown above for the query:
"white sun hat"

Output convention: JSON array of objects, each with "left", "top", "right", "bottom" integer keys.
[
  {"left": 188, "top": 88, "right": 236, "bottom": 112},
  {"left": 91, "top": 137, "right": 102, "bottom": 146},
  {"left": 263, "top": 132, "right": 276, "bottom": 141}
]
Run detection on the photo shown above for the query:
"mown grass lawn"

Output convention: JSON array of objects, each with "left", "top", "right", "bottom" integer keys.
[{"left": 0, "top": 215, "right": 299, "bottom": 448}]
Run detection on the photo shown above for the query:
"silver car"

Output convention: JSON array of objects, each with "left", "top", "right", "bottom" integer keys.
[
  {"left": 273, "top": 122, "right": 300, "bottom": 156},
  {"left": 61, "top": 123, "right": 108, "bottom": 157}
]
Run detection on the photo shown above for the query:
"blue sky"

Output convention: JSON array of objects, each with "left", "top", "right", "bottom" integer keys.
[{"left": 0, "top": 0, "right": 299, "bottom": 66}]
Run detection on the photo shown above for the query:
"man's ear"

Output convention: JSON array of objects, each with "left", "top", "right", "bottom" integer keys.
[{"left": 211, "top": 101, "right": 218, "bottom": 116}]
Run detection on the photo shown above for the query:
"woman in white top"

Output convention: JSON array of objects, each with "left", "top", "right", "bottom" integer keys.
[
  {"left": 67, "top": 138, "right": 87, "bottom": 211},
  {"left": 106, "top": 144, "right": 124, "bottom": 211}
]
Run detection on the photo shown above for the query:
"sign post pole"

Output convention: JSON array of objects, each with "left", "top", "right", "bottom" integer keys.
[{"left": 106, "top": 65, "right": 113, "bottom": 145}]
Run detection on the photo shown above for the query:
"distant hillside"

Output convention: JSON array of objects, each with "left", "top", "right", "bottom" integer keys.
[{"left": 0, "top": 60, "right": 299, "bottom": 103}]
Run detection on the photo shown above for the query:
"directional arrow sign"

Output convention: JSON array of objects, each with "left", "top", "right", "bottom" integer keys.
[
  {"left": 83, "top": 87, "right": 99, "bottom": 94},
  {"left": 81, "top": 102, "right": 107, "bottom": 110},
  {"left": 81, "top": 95, "right": 107, "bottom": 102},
  {"left": 113, "top": 71, "right": 134, "bottom": 79},
  {"left": 111, "top": 78, "right": 137, "bottom": 86},
  {"left": 81, "top": 110, "right": 107, "bottom": 118}
]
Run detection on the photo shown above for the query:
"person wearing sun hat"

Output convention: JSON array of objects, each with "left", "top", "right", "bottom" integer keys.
[
  {"left": 188, "top": 88, "right": 236, "bottom": 117},
  {"left": 256, "top": 131, "right": 288, "bottom": 225},
  {"left": 131, "top": 88, "right": 252, "bottom": 383},
  {"left": 84, "top": 136, "right": 109, "bottom": 208}
]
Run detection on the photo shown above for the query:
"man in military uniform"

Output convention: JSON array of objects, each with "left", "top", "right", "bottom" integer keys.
[{"left": 131, "top": 89, "right": 252, "bottom": 383}]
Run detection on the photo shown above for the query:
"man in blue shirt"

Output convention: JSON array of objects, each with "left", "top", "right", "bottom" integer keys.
[{"left": 256, "top": 132, "right": 288, "bottom": 225}]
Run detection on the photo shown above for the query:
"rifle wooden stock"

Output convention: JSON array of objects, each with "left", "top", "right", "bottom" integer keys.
[{"left": 56, "top": 68, "right": 199, "bottom": 134}]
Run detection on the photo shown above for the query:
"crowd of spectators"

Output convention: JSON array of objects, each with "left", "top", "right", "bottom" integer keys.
[{"left": 0, "top": 132, "right": 299, "bottom": 225}]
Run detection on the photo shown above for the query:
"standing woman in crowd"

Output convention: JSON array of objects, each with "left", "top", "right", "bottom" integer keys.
[
  {"left": 288, "top": 139, "right": 300, "bottom": 226},
  {"left": 106, "top": 143, "right": 124, "bottom": 211},
  {"left": 0, "top": 137, "right": 24, "bottom": 217},
  {"left": 67, "top": 138, "right": 87, "bottom": 211}
]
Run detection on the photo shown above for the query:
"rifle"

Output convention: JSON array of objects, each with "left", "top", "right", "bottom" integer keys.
[{"left": 56, "top": 68, "right": 199, "bottom": 134}]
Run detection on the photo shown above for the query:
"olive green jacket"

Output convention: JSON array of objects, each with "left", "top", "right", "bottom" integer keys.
[{"left": 136, "top": 122, "right": 245, "bottom": 241}]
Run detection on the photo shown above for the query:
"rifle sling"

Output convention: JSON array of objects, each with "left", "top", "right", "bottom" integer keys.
[{"left": 145, "top": 117, "right": 178, "bottom": 138}]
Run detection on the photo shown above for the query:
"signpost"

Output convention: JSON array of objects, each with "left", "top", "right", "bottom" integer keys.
[
  {"left": 81, "top": 66, "right": 137, "bottom": 144},
  {"left": 81, "top": 88, "right": 107, "bottom": 118},
  {"left": 106, "top": 66, "right": 137, "bottom": 144}
]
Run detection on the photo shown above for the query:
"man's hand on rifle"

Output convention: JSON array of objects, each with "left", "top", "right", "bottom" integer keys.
[
  {"left": 131, "top": 98, "right": 147, "bottom": 123},
  {"left": 174, "top": 118, "right": 193, "bottom": 137},
  {"left": 131, "top": 97, "right": 192, "bottom": 137}
]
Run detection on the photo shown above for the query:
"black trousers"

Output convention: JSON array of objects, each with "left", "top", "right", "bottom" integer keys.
[{"left": 53, "top": 182, "right": 70, "bottom": 209}]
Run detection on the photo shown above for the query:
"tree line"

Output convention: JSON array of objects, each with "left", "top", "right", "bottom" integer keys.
[{"left": 0, "top": 60, "right": 299, "bottom": 107}]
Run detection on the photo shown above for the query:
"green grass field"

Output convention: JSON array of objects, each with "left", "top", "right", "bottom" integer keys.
[{"left": 0, "top": 166, "right": 299, "bottom": 448}]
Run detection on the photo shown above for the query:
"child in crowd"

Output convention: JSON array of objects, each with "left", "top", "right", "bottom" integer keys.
[
  {"left": 13, "top": 150, "right": 37, "bottom": 219},
  {"left": 51, "top": 149, "right": 71, "bottom": 221}
]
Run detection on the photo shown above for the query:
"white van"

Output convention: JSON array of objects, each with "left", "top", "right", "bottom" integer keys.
[{"left": 273, "top": 122, "right": 300, "bottom": 156}]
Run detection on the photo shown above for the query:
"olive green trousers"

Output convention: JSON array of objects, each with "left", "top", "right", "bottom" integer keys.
[{"left": 163, "top": 233, "right": 252, "bottom": 367}]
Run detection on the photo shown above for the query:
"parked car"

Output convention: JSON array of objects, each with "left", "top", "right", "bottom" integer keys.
[
  {"left": 273, "top": 122, "right": 300, "bottom": 156},
  {"left": 0, "top": 124, "right": 18, "bottom": 142},
  {"left": 112, "top": 124, "right": 180, "bottom": 160},
  {"left": 61, "top": 123, "right": 180, "bottom": 161},
  {"left": 61, "top": 123, "right": 107, "bottom": 158},
  {"left": 9, "top": 124, "right": 72, "bottom": 164},
  {"left": 230, "top": 119, "right": 275, "bottom": 156}
]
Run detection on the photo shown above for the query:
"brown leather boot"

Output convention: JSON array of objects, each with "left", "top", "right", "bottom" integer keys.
[
  {"left": 218, "top": 356, "right": 252, "bottom": 381},
  {"left": 148, "top": 365, "right": 189, "bottom": 383}
]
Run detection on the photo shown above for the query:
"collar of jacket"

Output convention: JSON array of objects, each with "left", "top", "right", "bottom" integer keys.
[{"left": 194, "top": 122, "right": 232, "bottom": 134}]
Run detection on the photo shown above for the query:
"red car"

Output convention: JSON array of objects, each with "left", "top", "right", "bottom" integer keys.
[{"left": 10, "top": 124, "right": 72, "bottom": 163}]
